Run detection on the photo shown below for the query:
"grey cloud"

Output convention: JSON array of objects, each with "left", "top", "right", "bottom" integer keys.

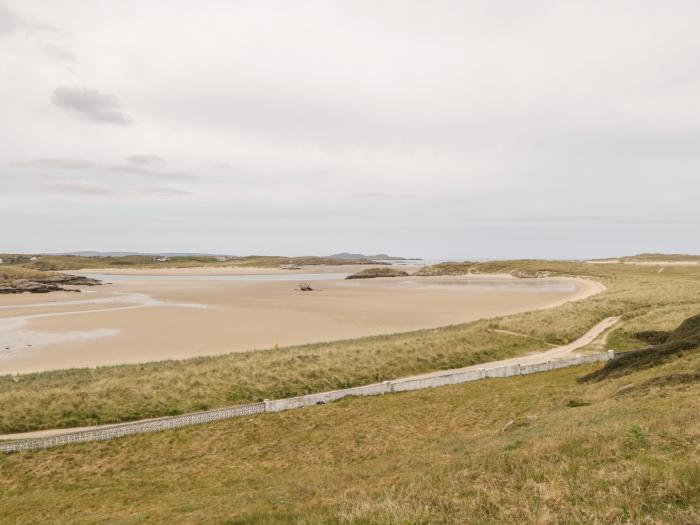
[
  {"left": 0, "top": 2, "right": 22, "bottom": 37},
  {"left": 140, "top": 187, "right": 192, "bottom": 196},
  {"left": 2, "top": 1, "right": 699, "bottom": 256},
  {"left": 12, "top": 157, "right": 193, "bottom": 180},
  {"left": 352, "top": 192, "right": 419, "bottom": 200},
  {"left": 126, "top": 154, "right": 165, "bottom": 166},
  {"left": 38, "top": 180, "right": 190, "bottom": 197},
  {"left": 12, "top": 158, "right": 98, "bottom": 170},
  {"left": 51, "top": 86, "right": 132, "bottom": 125},
  {"left": 106, "top": 164, "right": 194, "bottom": 180},
  {"left": 41, "top": 181, "right": 115, "bottom": 195}
]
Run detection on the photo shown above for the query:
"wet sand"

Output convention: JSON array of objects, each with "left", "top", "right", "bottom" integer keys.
[{"left": 0, "top": 271, "right": 603, "bottom": 374}]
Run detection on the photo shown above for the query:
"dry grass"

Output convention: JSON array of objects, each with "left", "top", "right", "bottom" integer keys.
[
  {"left": 345, "top": 267, "right": 408, "bottom": 279},
  {"left": 619, "top": 253, "right": 700, "bottom": 262},
  {"left": 1, "top": 261, "right": 700, "bottom": 434},
  {"left": 1, "top": 339, "right": 699, "bottom": 524},
  {"left": 0, "top": 264, "right": 56, "bottom": 284}
]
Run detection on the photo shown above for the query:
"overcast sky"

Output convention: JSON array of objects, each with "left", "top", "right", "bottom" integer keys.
[{"left": 1, "top": 1, "right": 699, "bottom": 258}]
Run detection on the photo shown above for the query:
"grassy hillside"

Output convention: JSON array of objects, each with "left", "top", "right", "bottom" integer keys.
[
  {"left": 619, "top": 253, "right": 700, "bottom": 262},
  {"left": 2, "top": 262, "right": 700, "bottom": 433},
  {"left": 2, "top": 324, "right": 699, "bottom": 524},
  {"left": 581, "top": 312, "right": 700, "bottom": 382}
]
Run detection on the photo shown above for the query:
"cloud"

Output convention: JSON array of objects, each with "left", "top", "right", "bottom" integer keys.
[
  {"left": 2, "top": 1, "right": 699, "bottom": 256},
  {"left": 351, "top": 192, "right": 419, "bottom": 200},
  {"left": 12, "top": 158, "right": 98, "bottom": 170},
  {"left": 11, "top": 157, "right": 194, "bottom": 180},
  {"left": 41, "top": 181, "right": 115, "bottom": 195},
  {"left": 140, "top": 187, "right": 191, "bottom": 196},
  {"left": 43, "top": 43, "right": 76, "bottom": 62},
  {"left": 0, "top": 2, "right": 23, "bottom": 38},
  {"left": 51, "top": 86, "right": 132, "bottom": 125},
  {"left": 126, "top": 154, "right": 165, "bottom": 166},
  {"left": 38, "top": 180, "right": 190, "bottom": 197},
  {"left": 106, "top": 164, "right": 194, "bottom": 180}
]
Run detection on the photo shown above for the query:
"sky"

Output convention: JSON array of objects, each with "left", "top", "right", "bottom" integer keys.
[{"left": 1, "top": 0, "right": 699, "bottom": 259}]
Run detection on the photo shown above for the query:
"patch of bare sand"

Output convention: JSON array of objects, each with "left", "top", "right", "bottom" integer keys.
[{"left": 0, "top": 273, "right": 602, "bottom": 374}]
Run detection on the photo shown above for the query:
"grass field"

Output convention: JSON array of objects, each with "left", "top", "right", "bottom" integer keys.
[
  {"left": 2, "top": 261, "right": 700, "bottom": 434},
  {"left": 1, "top": 323, "right": 699, "bottom": 524}
]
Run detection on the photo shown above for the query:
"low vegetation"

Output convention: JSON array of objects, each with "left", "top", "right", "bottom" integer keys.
[
  {"left": 345, "top": 267, "right": 409, "bottom": 279},
  {"left": 2, "top": 315, "right": 699, "bottom": 523},
  {"left": 0, "top": 266, "right": 100, "bottom": 293},
  {"left": 618, "top": 253, "right": 700, "bottom": 263},
  {"left": 413, "top": 261, "right": 474, "bottom": 275},
  {"left": 581, "top": 312, "right": 700, "bottom": 382},
  {"left": 2, "top": 261, "right": 700, "bottom": 434},
  {"left": 0, "top": 265, "right": 56, "bottom": 284},
  {"left": 590, "top": 253, "right": 700, "bottom": 263}
]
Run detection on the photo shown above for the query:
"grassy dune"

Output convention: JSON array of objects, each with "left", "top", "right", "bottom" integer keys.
[
  {"left": 1, "top": 328, "right": 699, "bottom": 523},
  {"left": 1, "top": 262, "right": 700, "bottom": 434},
  {"left": 345, "top": 267, "right": 409, "bottom": 279},
  {"left": 619, "top": 253, "right": 700, "bottom": 262},
  {"left": 0, "top": 265, "right": 57, "bottom": 284}
]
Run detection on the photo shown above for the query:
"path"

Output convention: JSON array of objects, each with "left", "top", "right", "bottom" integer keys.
[
  {"left": 397, "top": 316, "right": 619, "bottom": 381},
  {"left": 0, "top": 316, "right": 619, "bottom": 442}
]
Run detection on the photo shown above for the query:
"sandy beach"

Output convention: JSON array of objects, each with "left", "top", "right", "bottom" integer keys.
[{"left": 0, "top": 269, "right": 603, "bottom": 374}]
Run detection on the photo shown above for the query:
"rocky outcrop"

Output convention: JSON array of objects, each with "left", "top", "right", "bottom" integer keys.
[
  {"left": 34, "top": 274, "right": 102, "bottom": 286},
  {"left": 7, "top": 279, "right": 67, "bottom": 293},
  {"left": 0, "top": 274, "right": 102, "bottom": 294},
  {"left": 345, "top": 267, "right": 409, "bottom": 279}
]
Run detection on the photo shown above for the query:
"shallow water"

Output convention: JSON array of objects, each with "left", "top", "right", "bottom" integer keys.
[{"left": 79, "top": 272, "right": 576, "bottom": 292}]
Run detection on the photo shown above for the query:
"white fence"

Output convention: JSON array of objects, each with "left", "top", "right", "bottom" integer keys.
[{"left": 0, "top": 350, "right": 615, "bottom": 453}]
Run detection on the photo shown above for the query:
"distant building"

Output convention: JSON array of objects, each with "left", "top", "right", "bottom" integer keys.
[
  {"left": 29, "top": 256, "right": 40, "bottom": 261},
  {"left": 153, "top": 257, "right": 171, "bottom": 262}
]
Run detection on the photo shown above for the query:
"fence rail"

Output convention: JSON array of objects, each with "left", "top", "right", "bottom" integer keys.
[{"left": 0, "top": 349, "right": 617, "bottom": 453}]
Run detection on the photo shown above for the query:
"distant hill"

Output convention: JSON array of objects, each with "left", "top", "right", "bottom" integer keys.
[
  {"left": 59, "top": 251, "right": 235, "bottom": 258},
  {"left": 328, "top": 252, "right": 418, "bottom": 261}
]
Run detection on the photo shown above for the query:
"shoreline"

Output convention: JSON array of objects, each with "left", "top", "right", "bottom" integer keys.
[
  {"left": 62, "top": 263, "right": 407, "bottom": 276},
  {"left": 0, "top": 272, "right": 604, "bottom": 375}
]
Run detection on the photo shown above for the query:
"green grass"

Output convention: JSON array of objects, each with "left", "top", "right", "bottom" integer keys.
[
  {"left": 1, "top": 261, "right": 700, "bottom": 434},
  {"left": 1, "top": 328, "right": 699, "bottom": 524},
  {"left": 581, "top": 312, "right": 700, "bottom": 382}
]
